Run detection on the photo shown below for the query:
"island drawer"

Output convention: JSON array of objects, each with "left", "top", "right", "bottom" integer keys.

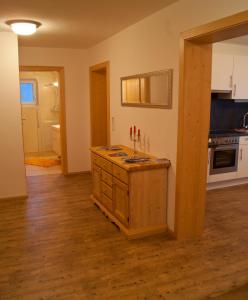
[
  {"left": 92, "top": 153, "right": 101, "bottom": 166},
  {"left": 101, "top": 181, "right": 112, "bottom": 199},
  {"left": 101, "top": 170, "right": 112, "bottom": 186},
  {"left": 113, "top": 164, "right": 128, "bottom": 184},
  {"left": 92, "top": 163, "right": 101, "bottom": 173},
  {"left": 99, "top": 157, "right": 113, "bottom": 173},
  {"left": 101, "top": 193, "right": 113, "bottom": 212}
]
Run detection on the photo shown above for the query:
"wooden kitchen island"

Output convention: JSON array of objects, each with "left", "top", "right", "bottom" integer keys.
[{"left": 90, "top": 145, "right": 170, "bottom": 239}]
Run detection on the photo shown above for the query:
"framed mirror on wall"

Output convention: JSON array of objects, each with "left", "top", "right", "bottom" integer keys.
[{"left": 121, "top": 69, "right": 173, "bottom": 109}]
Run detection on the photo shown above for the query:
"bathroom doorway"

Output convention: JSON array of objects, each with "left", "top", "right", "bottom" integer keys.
[{"left": 19, "top": 66, "right": 68, "bottom": 176}]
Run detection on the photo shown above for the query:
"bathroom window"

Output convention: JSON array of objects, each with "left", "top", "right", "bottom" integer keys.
[{"left": 20, "top": 80, "right": 37, "bottom": 104}]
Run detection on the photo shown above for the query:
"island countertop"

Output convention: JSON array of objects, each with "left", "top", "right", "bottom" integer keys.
[{"left": 90, "top": 145, "right": 170, "bottom": 171}]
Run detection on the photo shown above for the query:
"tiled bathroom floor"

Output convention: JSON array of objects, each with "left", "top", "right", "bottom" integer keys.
[
  {"left": 25, "top": 151, "right": 61, "bottom": 176},
  {"left": 25, "top": 164, "right": 62, "bottom": 176}
]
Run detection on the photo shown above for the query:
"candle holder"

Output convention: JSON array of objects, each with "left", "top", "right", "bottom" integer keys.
[
  {"left": 130, "top": 126, "right": 140, "bottom": 158},
  {"left": 130, "top": 135, "right": 138, "bottom": 158}
]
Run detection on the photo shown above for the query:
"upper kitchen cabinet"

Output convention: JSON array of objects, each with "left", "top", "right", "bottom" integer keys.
[
  {"left": 212, "top": 51, "right": 248, "bottom": 100},
  {"left": 211, "top": 53, "right": 233, "bottom": 91},
  {"left": 232, "top": 55, "right": 248, "bottom": 100}
]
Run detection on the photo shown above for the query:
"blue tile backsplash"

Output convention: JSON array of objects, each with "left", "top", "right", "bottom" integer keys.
[{"left": 210, "top": 96, "right": 248, "bottom": 131}]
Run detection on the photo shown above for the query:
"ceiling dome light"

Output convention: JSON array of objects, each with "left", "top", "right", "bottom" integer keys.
[{"left": 6, "top": 20, "right": 41, "bottom": 36}]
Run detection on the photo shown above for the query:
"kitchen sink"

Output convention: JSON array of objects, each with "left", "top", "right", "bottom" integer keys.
[{"left": 234, "top": 128, "right": 248, "bottom": 133}]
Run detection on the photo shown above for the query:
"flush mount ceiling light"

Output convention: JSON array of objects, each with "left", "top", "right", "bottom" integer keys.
[{"left": 6, "top": 20, "right": 42, "bottom": 36}]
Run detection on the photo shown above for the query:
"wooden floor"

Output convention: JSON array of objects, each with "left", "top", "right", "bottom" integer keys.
[
  {"left": 214, "top": 282, "right": 248, "bottom": 300},
  {"left": 0, "top": 174, "right": 248, "bottom": 300}
]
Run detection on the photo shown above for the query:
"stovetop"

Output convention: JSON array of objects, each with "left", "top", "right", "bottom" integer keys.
[{"left": 209, "top": 129, "right": 248, "bottom": 138}]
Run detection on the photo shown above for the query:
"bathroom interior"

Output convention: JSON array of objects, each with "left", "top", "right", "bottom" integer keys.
[{"left": 20, "top": 71, "right": 61, "bottom": 176}]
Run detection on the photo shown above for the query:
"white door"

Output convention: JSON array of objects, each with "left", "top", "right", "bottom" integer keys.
[
  {"left": 211, "top": 53, "right": 234, "bottom": 91},
  {"left": 21, "top": 106, "right": 39, "bottom": 153},
  {"left": 233, "top": 55, "right": 248, "bottom": 99}
]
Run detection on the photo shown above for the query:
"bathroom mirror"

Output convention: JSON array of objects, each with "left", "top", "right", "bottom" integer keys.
[{"left": 121, "top": 69, "right": 173, "bottom": 108}]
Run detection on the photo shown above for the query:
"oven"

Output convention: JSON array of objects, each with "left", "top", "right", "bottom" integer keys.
[{"left": 209, "top": 137, "right": 239, "bottom": 175}]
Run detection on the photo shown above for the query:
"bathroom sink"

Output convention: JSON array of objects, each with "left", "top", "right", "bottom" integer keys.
[{"left": 51, "top": 124, "right": 60, "bottom": 129}]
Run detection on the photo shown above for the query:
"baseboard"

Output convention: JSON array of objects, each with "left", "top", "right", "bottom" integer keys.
[
  {"left": 207, "top": 177, "right": 248, "bottom": 190},
  {"left": 66, "top": 171, "right": 91, "bottom": 176},
  {"left": 167, "top": 227, "right": 176, "bottom": 239},
  {"left": 0, "top": 195, "right": 28, "bottom": 201}
]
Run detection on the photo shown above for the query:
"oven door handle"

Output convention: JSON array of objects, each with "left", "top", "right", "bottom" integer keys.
[{"left": 214, "top": 145, "right": 239, "bottom": 150}]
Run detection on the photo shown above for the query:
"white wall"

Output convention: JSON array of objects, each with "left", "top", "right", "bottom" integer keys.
[
  {"left": 18, "top": 47, "right": 90, "bottom": 172},
  {"left": 213, "top": 41, "right": 248, "bottom": 56},
  {"left": 87, "top": 0, "right": 248, "bottom": 230},
  {"left": 0, "top": 33, "right": 27, "bottom": 199}
]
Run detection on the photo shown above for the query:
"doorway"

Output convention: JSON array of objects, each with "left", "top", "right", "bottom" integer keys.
[
  {"left": 89, "top": 61, "right": 110, "bottom": 146},
  {"left": 175, "top": 11, "right": 248, "bottom": 240},
  {"left": 19, "top": 66, "right": 68, "bottom": 176}
]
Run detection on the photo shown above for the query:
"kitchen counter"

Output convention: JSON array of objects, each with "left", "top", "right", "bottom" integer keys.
[
  {"left": 209, "top": 130, "right": 248, "bottom": 138},
  {"left": 90, "top": 145, "right": 170, "bottom": 171}
]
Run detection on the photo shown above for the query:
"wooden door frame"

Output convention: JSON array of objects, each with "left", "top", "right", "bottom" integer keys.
[
  {"left": 19, "top": 66, "right": 68, "bottom": 175},
  {"left": 175, "top": 10, "right": 248, "bottom": 240},
  {"left": 89, "top": 61, "right": 110, "bottom": 146}
]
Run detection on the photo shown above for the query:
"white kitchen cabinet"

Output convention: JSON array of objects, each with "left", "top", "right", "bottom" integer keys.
[
  {"left": 232, "top": 55, "right": 248, "bottom": 100},
  {"left": 208, "top": 171, "right": 238, "bottom": 183},
  {"left": 211, "top": 53, "right": 233, "bottom": 91},
  {"left": 212, "top": 53, "right": 248, "bottom": 100},
  {"left": 237, "top": 136, "right": 248, "bottom": 179}
]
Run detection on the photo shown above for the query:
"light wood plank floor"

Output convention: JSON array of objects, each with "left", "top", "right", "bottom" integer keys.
[{"left": 0, "top": 174, "right": 248, "bottom": 300}]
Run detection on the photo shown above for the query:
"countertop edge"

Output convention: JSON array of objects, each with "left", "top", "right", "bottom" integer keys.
[{"left": 90, "top": 146, "right": 171, "bottom": 171}]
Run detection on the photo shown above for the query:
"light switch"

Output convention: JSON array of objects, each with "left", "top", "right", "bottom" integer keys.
[{"left": 112, "top": 117, "right": 115, "bottom": 131}]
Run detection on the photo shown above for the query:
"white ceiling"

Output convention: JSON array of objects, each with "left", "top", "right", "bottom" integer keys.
[{"left": 0, "top": 0, "right": 178, "bottom": 49}]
